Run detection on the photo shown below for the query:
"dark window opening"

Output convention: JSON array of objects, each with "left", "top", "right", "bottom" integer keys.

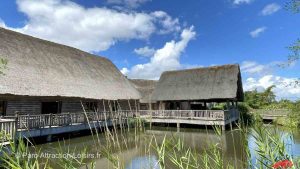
[
  {"left": 85, "top": 102, "right": 98, "bottom": 112},
  {"left": 0, "top": 101, "right": 6, "bottom": 116},
  {"left": 168, "top": 102, "right": 180, "bottom": 110},
  {"left": 190, "top": 103, "right": 206, "bottom": 110},
  {"left": 41, "top": 101, "right": 62, "bottom": 114}
]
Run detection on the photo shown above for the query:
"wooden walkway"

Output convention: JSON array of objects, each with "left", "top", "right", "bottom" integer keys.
[
  {"left": 0, "top": 111, "right": 135, "bottom": 144},
  {"left": 139, "top": 109, "right": 240, "bottom": 130},
  {"left": 251, "top": 109, "right": 290, "bottom": 120},
  {"left": 0, "top": 109, "right": 240, "bottom": 145}
]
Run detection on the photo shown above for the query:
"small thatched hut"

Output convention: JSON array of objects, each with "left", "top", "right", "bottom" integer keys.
[
  {"left": 151, "top": 64, "right": 244, "bottom": 110},
  {"left": 129, "top": 79, "right": 158, "bottom": 110},
  {"left": 0, "top": 28, "right": 140, "bottom": 116}
]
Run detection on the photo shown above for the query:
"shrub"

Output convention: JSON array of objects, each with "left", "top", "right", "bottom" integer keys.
[{"left": 238, "top": 103, "right": 254, "bottom": 125}]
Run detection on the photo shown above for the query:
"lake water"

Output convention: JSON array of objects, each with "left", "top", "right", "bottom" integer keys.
[{"left": 33, "top": 125, "right": 300, "bottom": 169}]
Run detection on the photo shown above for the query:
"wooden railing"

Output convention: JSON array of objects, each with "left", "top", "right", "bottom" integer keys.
[
  {"left": 139, "top": 109, "right": 239, "bottom": 121},
  {"left": 16, "top": 111, "right": 135, "bottom": 130},
  {"left": 0, "top": 119, "right": 17, "bottom": 143}
]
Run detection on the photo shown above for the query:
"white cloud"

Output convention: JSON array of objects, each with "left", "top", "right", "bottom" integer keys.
[
  {"left": 2, "top": 0, "right": 181, "bottom": 53},
  {"left": 233, "top": 0, "right": 253, "bottom": 5},
  {"left": 106, "top": 0, "right": 151, "bottom": 8},
  {"left": 250, "top": 27, "right": 267, "bottom": 38},
  {"left": 151, "top": 11, "right": 181, "bottom": 34},
  {"left": 123, "top": 26, "right": 196, "bottom": 79},
  {"left": 261, "top": 3, "right": 281, "bottom": 16},
  {"left": 241, "top": 61, "right": 271, "bottom": 74},
  {"left": 244, "top": 75, "right": 300, "bottom": 100},
  {"left": 120, "top": 67, "right": 129, "bottom": 75},
  {"left": 134, "top": 46, "right": 156, "bottom": 57}
]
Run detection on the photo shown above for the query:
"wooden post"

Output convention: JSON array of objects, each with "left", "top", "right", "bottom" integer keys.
[
  {"left": 14, "top": 113, "right": 19, "bottom": 143},
  {"left": 49, "top": 114, "right": 52, "bottom": 128},
  {"left": 27, "top": 114, "right": 30, "bottom": 129},
  {"left": 68, "top": 112, "right": 71, "bottom": 125}
]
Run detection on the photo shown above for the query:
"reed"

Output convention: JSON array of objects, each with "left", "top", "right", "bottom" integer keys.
[{"left": 0, "top": 117, "right": 298, "bottom": 169}]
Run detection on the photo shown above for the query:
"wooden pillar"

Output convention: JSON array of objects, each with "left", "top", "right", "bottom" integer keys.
[{"left": 177, "top": 122, "right": 180, "bottom": 132}]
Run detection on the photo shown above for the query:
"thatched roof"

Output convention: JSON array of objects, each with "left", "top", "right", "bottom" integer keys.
[
  {"left": 129, "top": 79, "right": 157, "bottom": 103},
  {"left": 151, "top": 64, "right": 244, "bottom": 102},
  {"left": 0, "top": 28, "right": 140, "bottom": 100}
]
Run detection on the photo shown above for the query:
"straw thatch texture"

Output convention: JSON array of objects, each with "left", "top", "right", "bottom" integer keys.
[
  {"left": 0, "top": 28, "right": 140, "bottom": 100},
  {"left": 151, "top": 64, "right": 243, "bottom": 101},
  {"left": 129, "top": 79, "right": 157, "bottom": 103}
]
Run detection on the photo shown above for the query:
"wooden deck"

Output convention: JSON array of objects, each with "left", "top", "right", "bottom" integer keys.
[
  {"left": 250, "top": 109, "right": 290, "bottom": 120},
  {"left": 138, "top": 109, "right": 239, "bottom": 130},
  {"left": 0, "top": 111, "right": 135, "bottom": 144},
  {"left": 0, "top": 109, "right": 240, "bottom": 145}
]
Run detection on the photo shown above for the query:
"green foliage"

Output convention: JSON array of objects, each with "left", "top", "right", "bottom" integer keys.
[
  {"left": 244, "top": 85, "right": 276, "bottom": 109},
  {"left": 251, "top": 124, "right": 292, "bottom": 168},
  {"left": 286, "top": 40, "right": 300, "bottom": 67},
  {"left": 265, "top": 99, "right": 295, "bottom": 110},
  {"left": 237, "top": 103, "right": 254, "bottom": 125},
  {"left": 0, "top": 137, "right": 44, "bottom": 169},
  {"left": 286, "top": 0, "right": 300, "bottom": 13}
]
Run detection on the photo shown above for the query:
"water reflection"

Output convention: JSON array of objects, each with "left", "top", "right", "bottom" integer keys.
[
  {"left": 33, "top": 125, "right": 300, "bottom": 169},
  {"left": 126, "top": 156, "right": 159, "bottom": 169}
]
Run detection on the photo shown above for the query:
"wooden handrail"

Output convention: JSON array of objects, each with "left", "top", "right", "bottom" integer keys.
[
  {"left": 14, "top": 111, "right": 134, "bottom": 130},
  {"left": 0, "top": 119, "right": 17, "bottom": 143},
  {"left": 138, "top": 109, "right": 239, "bottom": 121}
]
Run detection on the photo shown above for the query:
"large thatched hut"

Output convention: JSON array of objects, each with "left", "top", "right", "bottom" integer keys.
[
  {"left": 0, "top": 28, "right": 140, "bottom": 116},
  {"left": 129, "top": 79, "right": 158, "bottom": 110},
  {"left": 151, "top": 64, "right": 244, "bottom": 110}
]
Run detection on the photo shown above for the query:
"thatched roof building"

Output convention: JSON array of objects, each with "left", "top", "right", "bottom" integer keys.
[
  {"left": 0, "top": 28, "right": 140, "bottom": 100},
  {"left": 129, "top": 79, "right": 157, "bottom": 103},
  {"left": 151, "top": 64, "right": 243, "bottom": 102}
]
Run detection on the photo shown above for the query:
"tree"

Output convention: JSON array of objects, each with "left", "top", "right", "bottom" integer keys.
[
  {"left": 244, "top": 86, "right": 276, "bottom": 109},
  {"left": 284, "top": 0, "right": 300, "bottom": 86}
]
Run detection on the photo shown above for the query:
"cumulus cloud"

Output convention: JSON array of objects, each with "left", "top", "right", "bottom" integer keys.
[
  {"left": 106, "top": 0, "right": 151, "bottom": 8},
  {"left": 233, "top": 0, "right": 253, "bottom": 5},
  {"left": 134, "top": 46, "right": 156, "bottom": 57},
  {"left": 244, "top": 75, "right": 300, "bottom": 100},
  {"left": 261, "top": 3, "right": 281, "bottom": 16},
  {"left": 1, "top": 0, "right": 181, "bottom": 53},
  {"left": 122, "top": 26, "right": 196, "bottom": 79},
  {"left": 250, "top": 27, "right": 267, "bottom": 38}
]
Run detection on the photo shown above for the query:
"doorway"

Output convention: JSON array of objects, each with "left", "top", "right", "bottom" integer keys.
[{"left": 41, "top": 101, "right": 61, "bottom": 114}]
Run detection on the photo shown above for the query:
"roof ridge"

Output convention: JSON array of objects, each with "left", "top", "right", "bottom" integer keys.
[{"left": 162, "top": 64, "right": 239, "bottom": 75}]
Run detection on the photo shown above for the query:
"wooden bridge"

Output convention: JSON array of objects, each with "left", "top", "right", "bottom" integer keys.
[
  {"left": 251, "top": 109, "right": 290, "bottom": 120},
  {"left": 139, "top": 109, "right": 240, "bottom": 130}
]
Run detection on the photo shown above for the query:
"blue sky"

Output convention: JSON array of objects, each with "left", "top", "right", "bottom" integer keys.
[{"left": 0, "top": 0, "right": 299, "bottom": 100}]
